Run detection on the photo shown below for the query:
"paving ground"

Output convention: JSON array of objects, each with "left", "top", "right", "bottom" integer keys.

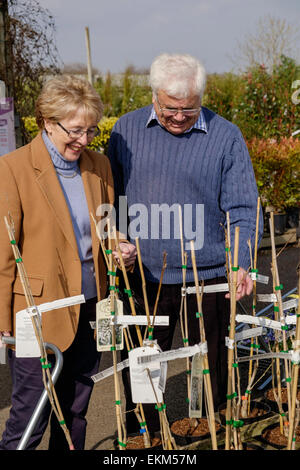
[{"left": 0, "top": 237, "right": 299, "bottom": 451}]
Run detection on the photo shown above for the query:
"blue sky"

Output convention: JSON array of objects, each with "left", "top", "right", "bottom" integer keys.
[{"left": 37, "top": 0, "right": 300, "bottom": 75}]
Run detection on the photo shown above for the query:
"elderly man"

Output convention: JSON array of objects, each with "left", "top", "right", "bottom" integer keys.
[{"left": 108, "top": 53, "right": 263, "bottom": 433}]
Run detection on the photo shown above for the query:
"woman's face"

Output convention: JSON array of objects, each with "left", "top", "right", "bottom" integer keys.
[{"left": 44, "top": 108, "right": 98, "bottom": 161}]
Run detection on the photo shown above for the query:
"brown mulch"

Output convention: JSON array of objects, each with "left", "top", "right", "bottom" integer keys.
[
  {"left": 265, "top": 387, "right": 300, "bottom": 403},
  {"left": 125, "top": 435, "right": 161, "bottom": 450},
  {"left": 219, "top": 405, "right": 268, "bottom": 419},
  {"left": 262, "top": 424, "right": 300, "bottom": 446},
  {"left": 170, "top": 417, "right": 220, "bottom": 437}
]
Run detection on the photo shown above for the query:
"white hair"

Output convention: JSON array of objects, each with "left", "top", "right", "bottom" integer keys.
[{"left": 149, "top": 53, "right": 207, "bottom": 99}]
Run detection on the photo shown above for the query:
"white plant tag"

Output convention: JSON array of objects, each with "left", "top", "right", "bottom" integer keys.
[
  {"left": 96, "top": 297, "right": 124, "bottom": 352},
  {"left": 129, "top": 344, "right": 163, "bottom": 404},
  {"left": 189, "top": 353, "right": 203, "bottom": 418},
  {"left": 0, "top": 341, "right": 7, "bottom": 364},
  {"left": 256, "top": 294, "right": 277, "bottom": 302},
  {"left": 249, "top": 272, "right": 269, "bottom": 284},
  {"left": 16, "top": 308, "right": 40, "bottom": 357}
]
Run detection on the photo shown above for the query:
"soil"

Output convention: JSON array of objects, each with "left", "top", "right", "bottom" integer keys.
[
  {"left": 219, "top": 405, "right": 268, "bottom": 420},
  {"left": 170, "top": 417, "right": 221, "bottom": 437},
  {"left": 265, "top": 387, "right": 300, "bottom": 403},
  {"left": 125, "top": 435, "right": 162, "bottom": 450},
  {"left": 262, "top": 424, "right": 300, "bottom": 447}
]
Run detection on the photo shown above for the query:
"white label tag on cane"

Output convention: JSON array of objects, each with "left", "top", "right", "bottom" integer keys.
[
  {"left": 129, "top": 344, "right": 163, "bottom": 404},
  {"left": 189, "top": 353, "right": 204, "bottom": 418},
  {"left": 16, "top": 308, "right": 40, "bottom": 357},
  {"left": 96, "top": 297, "right": 124, "bottom": 352}
]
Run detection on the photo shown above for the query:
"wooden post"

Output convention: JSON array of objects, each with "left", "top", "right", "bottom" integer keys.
[{"left": 85, "top": 27, "right": 93, "bottom": 85}]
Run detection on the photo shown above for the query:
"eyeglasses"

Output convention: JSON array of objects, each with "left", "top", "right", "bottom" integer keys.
[
  {"left": 57, "top": 122, "right": 100, "bottom": 139},
  {"left": 156, "top": 97, "right": 201, "bottom": 117}
]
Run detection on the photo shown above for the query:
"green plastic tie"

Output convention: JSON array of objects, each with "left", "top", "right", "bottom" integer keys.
[
  {"left": 186, "top": 369, "right": 191, "bottom": 375},
  {"left": 59, "top": 420, "right": 66, "bottom": 425},
  {"left": 226, "top": 419, "right": 233, "bottom": 425},
  {"left": 148, "top": 327, "right": 154, "bottom": 332},
  {"left": 196, "top": 312, "right": 203, "bottom": 318},
  {"left": 110, "top": 311, "right": 115, "bottom": 316},
  {"left": 285, "top": 377, "right": 292, "bottom": 383},
  {"left": 118, "top": 440, "right": 127, "bottom": 448},
  {"left": 281, "top": 325, "right": 288, "bottom": 331},
  {"left": 275, "top": 284, "right": 283, "bottom": 291},
  {"left": 233, "top": 420, "right": 244, "bottom": 428},
  {"left": 148, "top": 335, "right": 153, "bottom": 340},
  {"left": 183, "top": 338, "right": 189, "bottom": 343},
  {"left": 226, "top": 392, "right": 237, "bottom": 400},
  {"left": 225, "top": 247, "right": 231, "bottom": 252},
  {"left": 231, "top": 266, "right": 239, "bottom": 271},
  {"left": 232, "top": 363, "right": 238, "bottom": 368},
  {"left": 140, "top": 421, "right": 146, "bottom": 427},
  {"left": 251, "top": 268, "right": 258, "bottom": 273},
  {"left": 182, "top": 264, "right": 187, "bottom": 269},
  {"left": 115, "top": 400, "right": 121, "bottom": 405},
  {"left": 10, "top": 240, "right": 16, "bottom": 245},
  {"left": 124, "top": 288, "right": 132, "bottom": 297},
  {"left": 42, "top": 363, "right": 52, "bottom": 369},
  {"left": 185, "top": 397, "right": 190, "bottom": 403},
  {"left": 15, "top": 257, "right": 22, "bottom": 263},
  {"left": 105, "top": 249, "right": 112, "bottom": 254},
  {"left": 274, "top": 306, "right": 280, "bottom": 312},
  {"left": 107, "top": 271, "right": 116, "bottom": 276},
  {"left": 110, "top": 346, "right": 116, "bottom": 351},
  {"left": 109, "top": 285, "right": 116, "bottom": 291},
  {"left": 203, "top": 369, "right": 210, "bottom": 374},
  {"left": 155, "top": 404, "right": 166, "bottom": 412}
]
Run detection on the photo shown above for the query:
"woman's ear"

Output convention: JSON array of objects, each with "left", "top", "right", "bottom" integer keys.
[{"left": 43, "top": 119, "right": 53, "bottom": 135}]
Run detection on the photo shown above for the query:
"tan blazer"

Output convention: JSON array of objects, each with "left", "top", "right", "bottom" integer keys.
[{"left": 0, "top": 132, "right": 114, "bottom": 352}]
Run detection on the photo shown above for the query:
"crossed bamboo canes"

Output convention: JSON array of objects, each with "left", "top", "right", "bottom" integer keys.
[
  {"left": 241, "top": 197, "right": 261, "bottom": 417},
  {"left": 178, "top": 206, "right": 191, "bottom": 403},
  {"left": 190, "top": 240, "right": 218, "bottom": 450},
  {"left": 4, "top": 214, "right": 74, "bottom": 450},
  {"left": 114, "top": 235, "right": 175, "bottom": 450},
  {"left": 91, "top": 214, "right": 151, "bottom": 448},
  {"left": 224, "top": 226, "right": 242, "bottom": 450},
  {"left": 287, "top": 271, "right": 300, "bottom": 449},
  {"left": 269, "top": 211, "right": 291, "bottom": 435}
]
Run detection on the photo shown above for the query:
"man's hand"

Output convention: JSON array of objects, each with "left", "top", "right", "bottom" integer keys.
[
  {"left": 225, "top": 267, "right": 253, "bottom": 301},
  {"left": 113, "top": 242, "right": 137, "bottom": 267},
  {"left": 0, "top": 331, "right": 11, "bottom": 348}
]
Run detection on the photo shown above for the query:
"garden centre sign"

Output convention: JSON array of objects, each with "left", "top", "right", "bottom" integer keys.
[{"left": 0, "top": 97, "right": 16, "bottom": 156}]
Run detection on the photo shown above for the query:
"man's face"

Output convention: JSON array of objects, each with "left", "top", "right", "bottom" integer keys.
[{"left": 152, "top": 90, "right": 201, "bottom": 135}]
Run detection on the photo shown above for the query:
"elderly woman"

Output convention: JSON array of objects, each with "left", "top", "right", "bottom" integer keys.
[{"left": 0, "top": 75, "right": 136, "bottom": 450}]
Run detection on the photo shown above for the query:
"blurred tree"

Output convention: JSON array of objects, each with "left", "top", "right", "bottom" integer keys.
[
  {"left": 231, "top": 15, "right": 300, "bottom": 72},
  {"left": 6, "top": 0, "right": 61, "bottom": 142}
]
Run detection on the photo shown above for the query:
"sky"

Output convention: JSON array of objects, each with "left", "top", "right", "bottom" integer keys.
[{"left": 36, "top": 0, "right": 300, "bottom": 75}]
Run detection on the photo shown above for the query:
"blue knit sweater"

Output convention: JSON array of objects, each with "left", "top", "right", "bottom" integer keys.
[{"left": 108, "top": 105, "right": 263, "bottom": 284}]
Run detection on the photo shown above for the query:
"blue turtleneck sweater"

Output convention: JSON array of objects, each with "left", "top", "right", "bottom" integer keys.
[{"left": 42, "top": 130, "right": 97, "bottom": 299}]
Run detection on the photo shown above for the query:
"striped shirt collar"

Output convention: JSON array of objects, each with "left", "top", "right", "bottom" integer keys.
[{"left": 146, "top": 105, "right": 208, "bottom": 134}]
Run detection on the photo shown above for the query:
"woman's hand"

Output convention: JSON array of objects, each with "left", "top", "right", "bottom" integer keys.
[{"left": 113, "top": 242, "right": 137, "bottom": 267}]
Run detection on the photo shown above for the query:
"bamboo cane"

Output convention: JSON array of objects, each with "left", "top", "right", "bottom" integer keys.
[
  {"left": 287, "top": 272, "right": 300, "bottom": 449},
  {"left": 107, "top": 223, "right": 126, "bottom": 450},
  {"left": 269, "top": 212, "right": 291, "bottom": 434},
  {"left": 178, "top": 206, "right": 191, "bottom": 401},
  {"left": 190, "top": 240, "right": 218, "bottom": 450},
  {"left": 225, "top": 226, "right": 240, "bottom": 450},
  {"left": 245, "top": 198, "right": 261, "bottom": 416},
  {"left": 4, "top": 215, "right": 74, "bottom": 450}
]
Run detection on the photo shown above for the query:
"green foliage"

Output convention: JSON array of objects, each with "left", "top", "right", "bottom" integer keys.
[
  {"left": 23, "top": 116, "right": 118, "bottom": 155},
  {"left": 247, "top": 136, "right": 300, "bottom": 211},
  {"left": 233, "top": 56, "right": 300, "bottom": 140},
  {"left": 94, "top": 67, "right": 152, "bottom": 117},
  {"left": 202, "top": 73, "right": 245, "bottom": 122}
]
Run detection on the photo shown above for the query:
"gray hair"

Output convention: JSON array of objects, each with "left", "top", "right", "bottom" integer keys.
[{"left": 149, "top": 53, "right": 206, "bottom": 99}]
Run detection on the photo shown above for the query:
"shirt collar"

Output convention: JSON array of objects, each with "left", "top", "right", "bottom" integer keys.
[{"left": 146, "top": 105, "right": 208, "bottom": 134}]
